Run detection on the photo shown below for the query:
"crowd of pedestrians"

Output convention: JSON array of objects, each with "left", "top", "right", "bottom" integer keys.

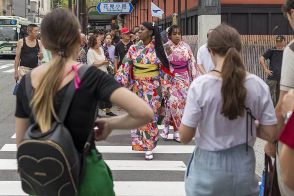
[{"left": 12, "top": 0, "right": 294, "bottom": 195}]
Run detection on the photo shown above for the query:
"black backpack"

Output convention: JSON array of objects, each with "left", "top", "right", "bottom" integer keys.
[{"left": 17, "top": 65, "right": 91, "bottom": 196}]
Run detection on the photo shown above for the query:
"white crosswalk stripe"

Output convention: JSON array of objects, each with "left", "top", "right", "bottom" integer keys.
[
  {"left": 3, "top": 69, "right": 14, "bottom": 73},
  {"left": 1, "top": 144, "right": 194, "bottom": 153},
  {"left": 0, "top": 128, "right": 190, "bottom": 196},
  {"left": 0, "top": 159, "right": 187, "bottom": 171},
  {"left": 0, "top": 63, "right": 14, "bottom": 73},
  {"left": 0, "top": 181, "right": 185, "bottom": 196},
  {"left": 0, "top": 64, "right": 14, "bottom": 70}
]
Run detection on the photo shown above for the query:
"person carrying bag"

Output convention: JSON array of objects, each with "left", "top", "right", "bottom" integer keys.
[{"left": 15, "top": 8, "right": 154, "bottom": 196}]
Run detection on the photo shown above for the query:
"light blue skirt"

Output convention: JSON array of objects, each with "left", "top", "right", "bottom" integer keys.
[{"left": 185, "top": 144, "right": 259, "bottom": 196}]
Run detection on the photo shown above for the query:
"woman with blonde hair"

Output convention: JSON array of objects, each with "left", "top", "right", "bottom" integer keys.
[{"left": 15, "top": 8, "right": 153, "bottom": 195}]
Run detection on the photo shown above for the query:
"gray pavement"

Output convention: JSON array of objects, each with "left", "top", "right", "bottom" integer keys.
[{"left": 0, "top": 57, "right": 266, "bottom": 195}]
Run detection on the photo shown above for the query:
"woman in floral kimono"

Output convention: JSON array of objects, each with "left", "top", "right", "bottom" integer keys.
[
  {"left": 160, "top": 25, "right": 204, "bottom": 142},
  {"left": 115, "top": 22, "right": 172, "bottom": 160}
]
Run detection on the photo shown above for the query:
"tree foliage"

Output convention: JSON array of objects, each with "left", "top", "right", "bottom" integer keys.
[{"left": 51, "top": 0, "right": 68, "bottom": 8}]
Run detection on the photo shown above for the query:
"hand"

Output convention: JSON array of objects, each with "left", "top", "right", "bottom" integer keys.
[
  {"left": 94, "top": 118, "right": 113, "bottom": 141},
  {"left": 14, "top": 70, "right": 19, "bottom": 81},
  {"left": 164, "top": 45, "right": 172, "bottom": 56},
  {"left": 37, "top": 52, "right": 43, "bottom": 60},
  {"left": 282, "top": 90, "right": 294, "bottom": 115},
  {"left": 264, "top": 142, "right": 276, "bottom": 158},
  {"left": 265, "top": 69, "right": 273, "bottom": 77}
]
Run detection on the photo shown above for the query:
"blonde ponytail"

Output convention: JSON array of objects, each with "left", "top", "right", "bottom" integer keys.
[
  {"left": 31, "top": 56, "right": 66, "bottom": 132},
  {"left": 30, "top": 8, "right": 81, "bottom": 132}
]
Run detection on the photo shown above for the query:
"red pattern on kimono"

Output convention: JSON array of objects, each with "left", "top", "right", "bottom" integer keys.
[
  {"left": 163, "top": 40, "right": 200, "bottom": 130},
  {"left": 115, "top": 41, "right": 169, "bottom": 151}
]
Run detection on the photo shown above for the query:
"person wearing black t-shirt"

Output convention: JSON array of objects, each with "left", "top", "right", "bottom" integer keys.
[
  {"left": 15, "top": 9, "right": 154, "bottom": 196},
  {"left": 259, "top": 35, "right": 286, "bottom": 105},
  {"left": 114, "top": 27, "right": 133, "bottom": 73},
  {"left": 110, "top": 24, "right": 120, "bottom": 46}
]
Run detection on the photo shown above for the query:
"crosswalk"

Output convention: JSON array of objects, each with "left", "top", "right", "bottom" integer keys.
[
  {"left": 0, "top": 126, "right": 192, "bottom": 196},
  {"left": 0, "top": 61, "right": 15, "bottom": 74}
]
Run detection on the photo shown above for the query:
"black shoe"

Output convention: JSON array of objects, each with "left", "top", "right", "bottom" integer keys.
[{"left": 106, "top": 112, "right": 117, "bottom": 116}]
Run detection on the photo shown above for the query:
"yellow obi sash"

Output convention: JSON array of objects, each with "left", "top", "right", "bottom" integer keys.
[{"left": 133, "top": 63, "right": 159, "bottom": 78}]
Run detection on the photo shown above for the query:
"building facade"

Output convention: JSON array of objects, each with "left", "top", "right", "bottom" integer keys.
[
  {"left": 27, "top": 0, "right": 51, "bottom": 23},
  {"left": 124, "top": 0, "right": 292, "bottom": 35},
  {"left": 4, "top": 0, "right": 51, "bottom": 23},
  {"left": 0, "top": 0, "right": 13, "bottom": 16}
]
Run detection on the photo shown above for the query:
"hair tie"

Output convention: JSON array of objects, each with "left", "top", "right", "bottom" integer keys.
[{"left": 58, "top": 49, "right": 65, "bottom": 57}]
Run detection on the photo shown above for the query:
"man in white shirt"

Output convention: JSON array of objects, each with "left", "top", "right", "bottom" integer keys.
[{"left": 197, "top": 30, "right": 215, "bottom": 73}]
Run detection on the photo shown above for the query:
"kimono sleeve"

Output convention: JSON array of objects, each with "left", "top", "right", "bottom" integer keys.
[
  {"left": 181, "top": 80, "right": 202, "bottom": 128},
  {"left": 115, "top": 46, "right": 133, "bottom": 88},
  {"left": 159, "top": 62, "right": 172, "bottom": 98}
]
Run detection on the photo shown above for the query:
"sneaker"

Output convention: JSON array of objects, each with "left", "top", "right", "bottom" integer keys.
[
  {"left": 145, "top": 151, "right": 153, "bottom": 160},
  {"left": 106, "top": 112, "right": 117, "bottom": 116},
  {"left": 173, "top": 132, "right": 181, "bottom": 143},
  {"left": 159, "top": 126, "right": 169, "bottom": 140}
]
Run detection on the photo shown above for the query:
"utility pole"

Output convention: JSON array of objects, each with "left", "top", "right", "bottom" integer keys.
[
  {"left": 38, "top": 0, "right": 40, "bottom": 23},
  {"left": 25, "top": 0, "right": 27, "bottom": 18},
  {"left": 78, "top": 0, "right": 87, "bottom": 33}
]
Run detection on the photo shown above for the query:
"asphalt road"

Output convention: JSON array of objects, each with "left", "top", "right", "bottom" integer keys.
[{"left": 0, "top": 57, "right": 266, "bottom": 196}]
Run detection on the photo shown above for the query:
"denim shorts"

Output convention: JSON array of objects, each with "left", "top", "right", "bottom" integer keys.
[{"left": 185, "top": 144, "right": 259, "bottom": 196}]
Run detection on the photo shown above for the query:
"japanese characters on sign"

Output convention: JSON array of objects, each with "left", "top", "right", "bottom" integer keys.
[{"left": 97, "top": 2, "right": 133, "bottom": 14}]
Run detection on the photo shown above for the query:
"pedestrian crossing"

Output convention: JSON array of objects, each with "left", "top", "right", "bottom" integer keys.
[
  {"left": 0, "top": 62, "right": 14, "bottom": 74},
  {"left": 0, "top": 181, "right": 185, "bottom": 196},
  {"left": 0, "top": 127, "right": 191, "bottom": 196}
]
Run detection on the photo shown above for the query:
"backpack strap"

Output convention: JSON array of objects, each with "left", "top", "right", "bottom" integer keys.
[
  {"left": 245, "top": 107, "right": 256, "bottom": 152},
  {"left": 58, "top": 65, "right": 91, "bottom": 122},
  {"left": 25, "top": 65, "right": 91, "bottom": 122}
]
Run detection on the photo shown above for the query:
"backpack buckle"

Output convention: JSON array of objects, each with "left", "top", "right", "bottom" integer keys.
[{"left": 84, "top": 142, "right": 90, "bottom": 150}]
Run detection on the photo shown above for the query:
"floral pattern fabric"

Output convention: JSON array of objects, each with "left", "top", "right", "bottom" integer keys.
[
  {"left": 163, "top": 40, "right": 200, "bottom": 130},
  {"left": 115, "top": 41, "right": 168, "bottom": 151}
]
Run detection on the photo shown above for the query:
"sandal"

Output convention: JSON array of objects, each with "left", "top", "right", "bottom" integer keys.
[
  {"left": 145, "top": 151, "right": 153, "bottom": 160},
  {"left": 159, "top": 126, "right": 169, "bottom": 140},
  {"left": 173, "top": 132, "right": 181, "bottom": 143}
]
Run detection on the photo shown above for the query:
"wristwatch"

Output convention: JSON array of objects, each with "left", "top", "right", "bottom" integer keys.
[{"left": 285, "top": 111, "right": 293, "bottom": 124}]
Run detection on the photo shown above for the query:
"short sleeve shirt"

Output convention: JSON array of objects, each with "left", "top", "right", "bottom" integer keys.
[
  {"left": 181, "top": 74, "right": 277, "bottom": 151},
  {"left": 196, "top": 43, "right": 215, "bottom": 72},
  {"left": 15, "top": 66, "right": 121, "bottom": 152},
  {"left": 280, "top": 40, "right": 294, "bottom": 91},
  {"left": 114, "top": 41, "right": 133, "bottom": 69},
  {"left": 262, "top": 47, "right": 284, "bottom": 81}
]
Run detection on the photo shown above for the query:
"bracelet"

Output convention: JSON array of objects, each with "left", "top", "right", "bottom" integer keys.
[{"left": 285, "top": 111, "right": 293, "bottom": 124}]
